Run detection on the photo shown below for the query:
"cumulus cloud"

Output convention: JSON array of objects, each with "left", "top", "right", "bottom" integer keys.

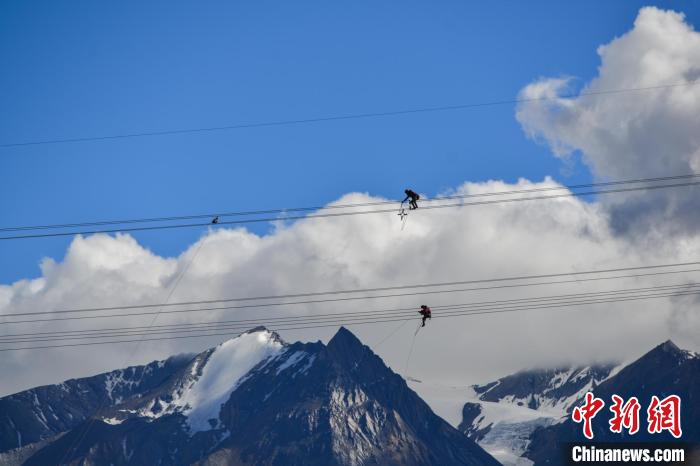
[{"left": 516, "top": 6, "right": 700, "bottom": 236}]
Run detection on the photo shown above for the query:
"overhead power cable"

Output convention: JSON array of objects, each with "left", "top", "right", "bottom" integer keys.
[
  {"left": 2, "top": 177, "right": 700, "bottom": 240},
  {"left": 1, "top": 281, "right": 698, "bottom": 344},
  {"left": 1, "top": 283, "right": 698, "bottom": 351},
  {"left": 3, "top": 173, "right": 699, "bottom": 234},
  {"left": 6, "top": 267, "right": 699, "bottom": 326},
  {"left": 6, "top": 260, "right": 697, "bottom": 320},
  {"left": 1, "top": 80, "right": 696, "bottom": 149}
]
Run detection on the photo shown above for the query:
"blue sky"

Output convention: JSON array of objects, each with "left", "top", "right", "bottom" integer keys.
[{"left": 1, "top": 0, "right": 698, "bottom": 283}]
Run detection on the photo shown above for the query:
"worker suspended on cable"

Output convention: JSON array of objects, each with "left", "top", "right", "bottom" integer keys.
[
  {"left": 403, "top": 189, "right": 420, "bottom": 210},
  {"left": 419, "top": 305, "right": 432, "bottom": 327}
]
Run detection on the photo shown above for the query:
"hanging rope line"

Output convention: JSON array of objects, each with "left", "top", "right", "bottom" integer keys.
[
  {"left": 351, "top": 319, "right": 410, "bottom": 373},
  {"left": 404, "top": 322, "right": 421, "bottom": 375},
  {"left": 373, "top": 319, "right": 411, "bottom": 349}
]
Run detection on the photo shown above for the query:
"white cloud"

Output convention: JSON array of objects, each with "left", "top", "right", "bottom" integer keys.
[{"left": 516, "top": 6, "right": 700, "bottom": 235}]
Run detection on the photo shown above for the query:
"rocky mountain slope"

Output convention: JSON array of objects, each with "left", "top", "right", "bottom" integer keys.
[
  {"left": 525, "top": 340, "right": 700, "bottom": 465},
  {"left": 0, "top": 327, "right": 499, "bottom": 466},
  {"left": 413, "top": 340, "right": 698, "bottom": 465}
]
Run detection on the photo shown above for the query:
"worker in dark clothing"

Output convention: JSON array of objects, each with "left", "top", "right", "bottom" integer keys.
[
  {"left": 212, "top": 216, "right": 220, "bottom": 224},
  {"left": 403, "top": 189, "right": 420, "bottom": 210},
  {"left": 419, "top": 305, "right": 432, "bottom": 327}
]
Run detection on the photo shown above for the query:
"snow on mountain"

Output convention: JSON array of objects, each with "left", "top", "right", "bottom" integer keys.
[
  {"left": 410, "top": 362, "right": 617, "bottom": 427},
  {"left": 98, "top": 327, "right": 287, "bottom": 434},
  {"left": 409, "top": 379, "right": 558, "bottom": 466},
  {"left": 408, "top": 359, "right": 622, "bottom": 466},
  {"left": 0, "top": 353, "right": 193, "bottom": 453},
  {"left": 413, "top": 340, "right": 699, "bottom": 466},
  {"left": 526, "top": 340, "right": 700, "bottom": 465},
  {"left": 171, "top": 328, "right": 284, "bottom": 432},
  {"left": 1, "top": 327, "right": 500, "bottom": 466},
  {"left": 462, "top": 364, "right": 622, "bottom": 466},
  {"left": 464, "top": 400, "right": 558, "bottom": 466},
  {"left": 472, "top": 363, "right": 619, "bottom": 415}
]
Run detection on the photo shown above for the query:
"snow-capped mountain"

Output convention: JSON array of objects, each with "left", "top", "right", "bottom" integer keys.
[
  {"left": 459, "top": 363, "right": 618, "bottom": 466},
  {"left": 526, "top": 340, "right": 700, "bottom": 465},
  {"left": 470, "top": 363, "right": 619, "bottom": 414},
  {"left": 0, "top": 351, "right": 194, "bottom": 454},
  {"left": 409, "top": 362, "right": 617, "bottom": 466},
  {"left": 0, "top": 327, "right": 499, "bottom": 466},
  {"left": 412, "top": 340, "right": 698, "bottom": 466}
]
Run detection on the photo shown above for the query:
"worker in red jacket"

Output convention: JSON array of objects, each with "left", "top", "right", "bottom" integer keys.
[{"left": 419, "top": 305, "right": 432, "bottom": 327}]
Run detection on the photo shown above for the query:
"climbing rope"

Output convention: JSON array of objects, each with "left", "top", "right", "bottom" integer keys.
[{"left": 404, "top": 321, "right": 422, "bottom": 376}]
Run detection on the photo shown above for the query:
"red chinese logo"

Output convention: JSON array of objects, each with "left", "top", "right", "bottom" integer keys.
[
  {"left": 572, "top": 392, "right": 683, "bottom": 439},
  {"left": 609, "top": 394, "right": 641, "bottom": 435},
  {"left": 647, "top": 395, "right": 682, "bottom": 438},
  {"left": 572, "top": 392, "right": 605, "bottom": 440}
]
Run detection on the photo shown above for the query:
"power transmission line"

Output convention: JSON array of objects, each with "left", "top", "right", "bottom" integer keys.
[
  {"left": 4, "top": 260, "right": 698, "bottom": 320},
  {"left": 6, "top": 267, "right": 699, "bottom": 326},
  {"left": 1, "top": 80, "right": 696, "bottom": 148},
  {"left": 2, "top": 284, "right": 698, "bottom": 351},
  {"left": 3, "top": 173, "right": 698, "bottom": 233},
  {"left": 3, "top": 178, "right": 700, "bottom": 241},
  {"left": 1, "top": 281, "right": 698, "bottom": 344}
]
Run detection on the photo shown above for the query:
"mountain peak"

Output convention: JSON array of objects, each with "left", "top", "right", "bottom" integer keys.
[
  {"left": 648, "top": 340, "right": 698, "bottom": 362},
  {"left": 606, "top": 339, "right": 691, "bottom": 383},
  {"left": 238, "top": 326, "right": 285, "bottom": 346},
  {"left": 638, "top": 339, "right": 686, "bottom": 361},
  {"left": 328, "top": 326, "right": 363, "bottom": 348},
  {"left": 245, "top": 325, "right": 269, "bottom": 333},
  {"left": 658, "top": 339, "right": 680, "bottom": 353},
  {"left": 326, "top": 326, "right": 375, "bottom": 370}
]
